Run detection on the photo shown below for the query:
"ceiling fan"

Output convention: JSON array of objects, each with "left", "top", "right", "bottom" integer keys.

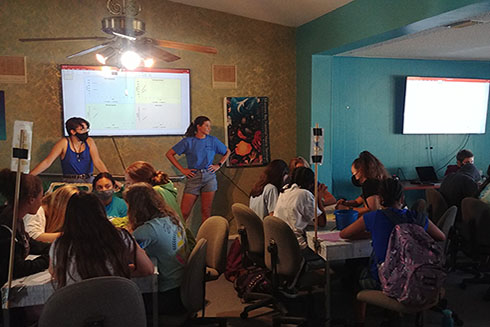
[{"left": 19, "top": 0, "right": 217, "bottom": 69}]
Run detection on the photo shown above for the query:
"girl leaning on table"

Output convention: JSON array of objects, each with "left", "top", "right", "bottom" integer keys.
[
  {"left": 49, "top": 192, "right": 154, "bottom": 288},
  {"left": 124, "top": 182, "right": 189, "bottom": 316},
  {"left": 339, "top": 178, "right": 445, "bottom": 326}
]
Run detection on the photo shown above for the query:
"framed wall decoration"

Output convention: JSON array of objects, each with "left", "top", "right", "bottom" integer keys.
[{"left": 224, "top": 96, "right": 270, "bottom": 167}]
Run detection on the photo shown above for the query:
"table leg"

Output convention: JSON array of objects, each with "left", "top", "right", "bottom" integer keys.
[
  {"left": 325, "top": 259, "right": 331, "bottom": 327},
  {"left": 153, "top": 274, "right": 158, "bottom": 327}
]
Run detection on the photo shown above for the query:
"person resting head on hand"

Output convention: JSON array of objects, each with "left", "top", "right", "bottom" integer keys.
[{"left": 24, "top": 184, "right": 79, "bottom": 243}]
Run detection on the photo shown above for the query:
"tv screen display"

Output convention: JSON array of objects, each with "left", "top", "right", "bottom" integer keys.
[
  {"left": 403, "top": 76, "right": 489, "bottom": 134},
  {"left": 61, "top": 65, "right": 190, "bottom": 136}
]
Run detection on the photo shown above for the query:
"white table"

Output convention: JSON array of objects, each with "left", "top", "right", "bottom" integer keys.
[
  {"left": 306, "top": 230, "right": 372, "bottom": 327},
  {"left": 2, "top": 268, "right": 159, "bottom": 326}
]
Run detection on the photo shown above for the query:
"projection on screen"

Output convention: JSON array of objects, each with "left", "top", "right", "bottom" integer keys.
[
  {"left": 403, "top": 76, "right": 489, "bottom": 134},
  {"left": 61, "top": 65, "right": 190, "bottom": 136}
]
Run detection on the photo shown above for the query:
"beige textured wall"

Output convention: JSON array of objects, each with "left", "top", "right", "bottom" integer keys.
[{"left": 0, "top": 0, "right": 296, "bottom": 233}]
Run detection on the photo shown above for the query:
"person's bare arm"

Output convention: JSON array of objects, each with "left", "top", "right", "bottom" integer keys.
[
  {"left": 208, "top": 148, "right": 231, "bottom": 173},
  {"left": 130, "top": 245, "right": 155, "bottom": 277},
  {"left": 35, "top": 232, "right": 61, "bottom": 243},
  {"left": 427, "top": 220, "right": 446, "bottom": 242},
  {"left": 339, "top": 217, "right": 370, "bottom": 239},
  {"left": 87, "top": 138, "right": 108, "bottom": 173},
  {"left": 165, "top": 148, "right": 195, "bottom": 178},
  {"left": 30, "top": 139, "right": 66, "bottom": 175},
  {"left": 48, "top": 258, "right": 55, "bottom": 279}
]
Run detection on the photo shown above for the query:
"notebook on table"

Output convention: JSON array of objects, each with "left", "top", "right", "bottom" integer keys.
[{"left": 415, "top": 166, "right": 439, "bottom": 183}]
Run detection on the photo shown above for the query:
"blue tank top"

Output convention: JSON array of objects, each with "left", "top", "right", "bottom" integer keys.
[{"left": 60, "top": 138, "right": 93, "bottom": 175}]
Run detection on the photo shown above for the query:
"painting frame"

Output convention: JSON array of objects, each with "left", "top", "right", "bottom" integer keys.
[{"left": 224, "top": 96, "right": 270, "bottom": 168}]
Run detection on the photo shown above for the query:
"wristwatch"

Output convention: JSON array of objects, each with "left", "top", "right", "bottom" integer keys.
[{"left": 218, "top": 162, "right": 223, "bottom": 167}]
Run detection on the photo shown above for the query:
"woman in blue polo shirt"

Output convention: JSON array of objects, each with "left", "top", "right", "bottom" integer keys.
[{"left": 166, "top": 116, "right": 230, "bottom": 223}]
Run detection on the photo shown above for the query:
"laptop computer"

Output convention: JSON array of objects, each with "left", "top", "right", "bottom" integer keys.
[{"left": 415, "top": 166, "right": 439, "bottom": 183}]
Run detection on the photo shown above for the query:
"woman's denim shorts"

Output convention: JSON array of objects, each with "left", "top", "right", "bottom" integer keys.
[{"left": 184, "top": 169, "right": 218, "bottom": 195}]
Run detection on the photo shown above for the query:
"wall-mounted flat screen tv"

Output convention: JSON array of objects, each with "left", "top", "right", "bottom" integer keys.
[
  {"left": 61, "top": 65, "right": 190, "bottom": 136},
  {"left": 403, "top": 76, "right": 489, "bottom": 134}
]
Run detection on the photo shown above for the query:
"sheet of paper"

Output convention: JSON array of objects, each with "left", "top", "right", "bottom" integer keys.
[{"left": 318, "top": 231, "right": 343, "bottom": 242}]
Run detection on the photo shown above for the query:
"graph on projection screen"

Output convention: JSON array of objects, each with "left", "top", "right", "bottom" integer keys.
[{"left": 61, "top": 65, "right": 190, "bottom": 136}]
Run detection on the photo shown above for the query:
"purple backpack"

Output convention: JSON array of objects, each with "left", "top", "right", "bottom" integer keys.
[{"left": 378, "top": 212, "right": 446, "bottom": 307}]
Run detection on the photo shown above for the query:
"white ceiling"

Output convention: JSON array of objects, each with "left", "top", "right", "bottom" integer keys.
[
  {"left": 169, "top": 1, "right": 490, "bottom": 61},
  {"left": 169, "top": 0, "right": 354, "bottom": 27},
  {"left": 338, "top": 12, "right": 490, "bottom": 61}
]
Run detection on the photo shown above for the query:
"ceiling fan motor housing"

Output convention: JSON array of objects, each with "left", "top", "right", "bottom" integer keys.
[{"left": 102, "top": 16, "right": 146, "bottom": 37}]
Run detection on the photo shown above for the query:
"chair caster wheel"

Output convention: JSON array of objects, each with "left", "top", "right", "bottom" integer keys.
[{"left": 240, "top": 311, "right": 248, "bottom": 319}]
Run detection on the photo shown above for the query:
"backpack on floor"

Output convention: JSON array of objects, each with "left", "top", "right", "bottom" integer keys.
[
  {"left": 224, "top": 237, "right": 243, "bottom": 282},
  {"left": 233, "top": 266, "right": 272, "bottom": 300},
  {"left": 378, "top": 210, "right": 446, "bottom": 307}
]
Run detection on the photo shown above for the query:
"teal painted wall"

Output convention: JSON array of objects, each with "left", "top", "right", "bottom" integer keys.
[
  {"left": 296, "top": 0, "right": 490, "bottom": 159},
  {"left": 324, "top": 56, "right": 490, "bottom": 201}
]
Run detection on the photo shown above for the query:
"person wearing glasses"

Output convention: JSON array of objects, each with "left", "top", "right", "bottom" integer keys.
[{"left": 31, "top": 117, "right": 108, "bottom": 183}]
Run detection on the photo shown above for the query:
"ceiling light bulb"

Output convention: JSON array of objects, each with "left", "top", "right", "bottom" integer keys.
[
  {"left": 143, "top": 58, "right": 154, "bottom": 68},
  {"left": 96, "top": 53, "right": 107, "bottom": 65},
  {"left": 121, "top": 51, "right": 141, "bottom": 70}
]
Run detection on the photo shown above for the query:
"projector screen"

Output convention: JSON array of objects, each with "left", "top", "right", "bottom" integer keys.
[
  {"left": 61, "top": 65, "right": 190, "bottom": 136},
  {"left": 403, "top": 76, "right": 489, "bottom": 134}
]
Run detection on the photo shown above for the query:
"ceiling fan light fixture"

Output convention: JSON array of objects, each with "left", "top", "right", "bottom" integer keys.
[
  {"left": 143, "top": 57, "right": 154, "bottom": 68},
  {"left": 96, "top": 47, "right": 116, "bottom": 65},
  {"left": 121, "top": 50, "right": 141, "bottom": 70}
]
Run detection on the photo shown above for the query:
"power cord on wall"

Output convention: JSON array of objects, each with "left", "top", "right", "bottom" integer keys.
[
  {"left": 111, "top": 137, "right": 126, "bottom": 173},
  {"left": 218, "top": 169, "right": 249, "bottom": 198},
  {"left": 435, "top": 134, "right": 470, "bottom": 174}
]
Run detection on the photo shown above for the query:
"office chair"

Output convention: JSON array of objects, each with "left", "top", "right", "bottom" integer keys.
[
  {"left": 460, "top": 197, "right": 490, "bottom": 298},
  {"left": 39, "top": 276, "right": 146, "bottom": 327},
  {"left": 195, "top": 215, "right": 229, "bottom": 325},
  {"left": 231, "top": 203, "right": 274, "bottom": 319},
  {"left": 264, "top": 215, "right": 326, "bottom": 327},
  {"left": 425, "top": 188, "right": 448, "bottom": 227}
]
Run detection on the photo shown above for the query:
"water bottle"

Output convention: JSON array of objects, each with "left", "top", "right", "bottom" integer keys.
[{"left": 441, "top": 309, "right": 454, "bottom": 327}]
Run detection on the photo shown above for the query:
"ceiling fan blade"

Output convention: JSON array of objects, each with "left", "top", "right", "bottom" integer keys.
[
  {"left": 145, "top": 45, "right": 181, "bottom": 63},
  {"left": 19, "top": 36, "right": 112, "bottom": 42},
  {"left": 66, "top": 42, "right": 113, "bottom": 59},
  {"left": 147, "top": 38, "right": 217, "bottom": 54}
]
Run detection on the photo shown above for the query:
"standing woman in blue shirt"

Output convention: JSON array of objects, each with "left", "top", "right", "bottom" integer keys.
[{"left": 166, "top": 116, "right": 231, "bottom": 223}]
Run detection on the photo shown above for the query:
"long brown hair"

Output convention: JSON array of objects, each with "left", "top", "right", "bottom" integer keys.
[
  {"left": 52, "top": 192, "right": 132, "bottom": 288},
  {"left": 125, "top": 161, "right": 170, "bottom": 186},
  {"left": 250, "top": 159, "right": 288, "bottom": 197},
  {"left": 184, "top": 116, "right": 210, "bottom": 137},
  {"left": 43, "top": 185, "right": 79, "bottom": 233},
  {"left": 352, "top": 151, "right": 389, "bottom": 181},
  {"left": 124, "top": 183, "right": 180, "bottom": 230}
]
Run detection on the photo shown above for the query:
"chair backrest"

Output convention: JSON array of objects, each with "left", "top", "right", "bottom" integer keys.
[
  {"left": 263, "top": 215, "right": 303, "bottom": 278},
  {"left": 180, "top": 238, "right": 208, "bottom": 314},
  {"left": 196, "top": 216, "right": 229, "bottom": 274},
  {"left": 461, "top": 197, "right": 490, "bottom": 248},
  {"left": 425, "top": 188, "right": 448, "bottom": 225},
  {"left": 231, "top": 203, "right": 264, "bottom": 256},
  {"left": 39, "top": 276, "right": 146, "bottom": 327},
  {"left": 438, "top": 206, "right": 457, "bottom": 238}
]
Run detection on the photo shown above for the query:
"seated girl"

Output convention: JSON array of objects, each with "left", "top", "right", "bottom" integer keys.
[
  {"left": 249, "top": 159, "right": 288, "bottom": 218},
  {"left": 49, "top": 192, "right": 154, "bottom": 288},
  {"left": 0, "top": 169, "right": 50, "bottom": 286},
  {"left": 93, "top": 172, "right": 127, "bottom": 219},
  {"left": 336, "top": 151, "right": 390, "bottom": 216},
  {"left": 288, "top": 156, "right": 336, "bottom": 206},
  {"left": 339, "top": 178, "right": 445, "bottom": 325},
  {"left": 125, "top": 161, "right": 196, "bottom": 247},
  {"left": 125, "top": 183, "right": 189, "bottom": 315},
  {"left": 274, "top": 167, "right": 327, "bottom": 259},
  {"left": 24, "top": 185, "right": 79, "bottom": 243}
]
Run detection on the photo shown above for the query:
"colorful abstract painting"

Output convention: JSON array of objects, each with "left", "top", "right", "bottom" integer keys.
[
  {"left": 224, "top": 97, "right": 270, "bottom": 167},
  {"left": 0, "top": 91, "right": 5, "bottom": 141}
]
